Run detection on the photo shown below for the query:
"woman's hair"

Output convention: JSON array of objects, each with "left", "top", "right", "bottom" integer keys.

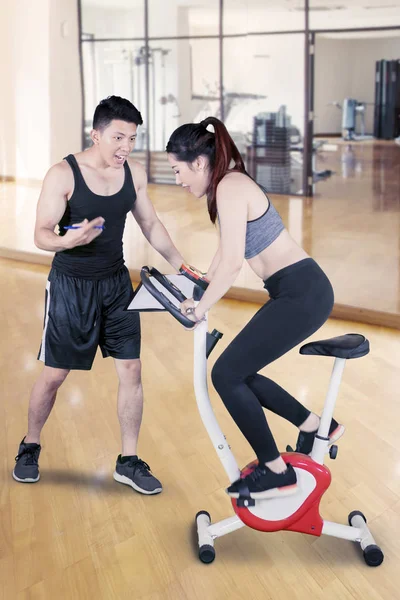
[{"left": 166, "top": 117, "right": 246, "bottom": 223}]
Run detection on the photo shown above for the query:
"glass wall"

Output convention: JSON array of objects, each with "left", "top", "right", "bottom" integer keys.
[
  {"left": 223, "top": 33, "right": 305, "bottom": 194},
  {"left": 145, "top": 38, "right": 220, "bottom": 153},
  {"left": 149, "top": 0, "right": 219, "bottom": 37},
  {"left": 81, "top": 0, "right": 145, "bottom": 39},
  {"left": 82, "top": 41, "right": 148, "bottom": 153},
  {"left": 224, "top": 0, "right": 305, "bottom": 34},
  {"left": 81, "top": 1, "right": 147, "bottom": 165},
  {"left": 80, "top": 0, "right": 400, "bottom": 195}
]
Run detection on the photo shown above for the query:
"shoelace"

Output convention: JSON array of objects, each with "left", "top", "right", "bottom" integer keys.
[
  {"left": 247, "top": 466, "right": 268, "bottom": 482},
  {"left": 127, "top": 458, "right": 152, "bottom": 477},
  {"left": 15, "top": 446, "right": 40, "bottom": 465}
]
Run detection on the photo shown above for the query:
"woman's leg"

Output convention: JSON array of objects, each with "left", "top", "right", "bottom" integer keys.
[
  {"left": 211, "top": 294, "right": 334, "bottom": 499},
  {"left": 245, "top": 373, "right": 312, "bottom": 427},
  {"left": 211, "top": 259, "right": 336, "bottom": 498},
  {"left": 211, "top": 297, "right": 313, "bottom": 465},
  {"left": 246, "top": 373, "right": 342, "bottom": 453}
]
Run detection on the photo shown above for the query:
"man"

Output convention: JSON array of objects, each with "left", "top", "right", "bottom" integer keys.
[{"left": 13, "top": 96, "right": 188, "bottom": 495}]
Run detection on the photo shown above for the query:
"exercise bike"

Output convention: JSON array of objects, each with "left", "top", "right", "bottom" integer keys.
[{"left": 131, "top": 265, "right": 384, "bottom": 568}]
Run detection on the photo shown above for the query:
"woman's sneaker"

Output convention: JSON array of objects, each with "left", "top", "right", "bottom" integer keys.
[
  {"left": 227, "top": 463, "right": 298, "bottom": 500},
  {"left": 113, "top": 455, "right": 162, "bottom": 495},
  {"left": 295, "top": 418, "right": 345, "bottom": 455},
  {"left": 13, "top": 438, "right": 41, "bottom": 483}
]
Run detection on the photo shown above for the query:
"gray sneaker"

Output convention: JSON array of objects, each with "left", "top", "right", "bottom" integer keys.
[
  {"left": 13, "top": 438, "right": 41, "bottom": 483},
  {"left": 113, "top": 455, "right": 162, "bottom": 495}
]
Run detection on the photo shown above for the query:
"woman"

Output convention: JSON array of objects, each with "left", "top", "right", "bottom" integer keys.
[{"left": 166, "top": 117, "right": 344, "bottom": 501}]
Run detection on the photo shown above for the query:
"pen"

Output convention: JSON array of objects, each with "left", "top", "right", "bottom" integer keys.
[{"left": 63, "top": 225, "right": 105, "bottom": 230}]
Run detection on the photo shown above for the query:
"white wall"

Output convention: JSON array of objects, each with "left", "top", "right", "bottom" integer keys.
[
  {"left": 0, "top": 2, "right": 17, "bottom": 177},
  {"left": 0, "top": 1, "right": 51, "bottom": 179},
  {"left": 315, "top": 34, "right": 400, "bottom": 135},
  {"left": 0, "top": 0, "right": 81, "bottom": 180},
  {"left": 49, "top": 0, "right": 82, "bottom": 166}
]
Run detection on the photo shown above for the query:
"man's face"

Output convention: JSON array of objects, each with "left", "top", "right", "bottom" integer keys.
[{"left": 93, "top": 120, "right": 138, "bottom": 168}]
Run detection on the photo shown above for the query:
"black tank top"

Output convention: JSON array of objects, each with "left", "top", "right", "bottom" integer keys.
[{"left": 52, "top": 154, "right": 136, "bottom": 279}]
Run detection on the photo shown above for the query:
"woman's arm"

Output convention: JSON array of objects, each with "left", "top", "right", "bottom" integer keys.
[
  {"left": 193, "top": 175, "right": 248, "bottom": 318},
  {"left": 205, "top": 244, "right": 222, "bottom": 281}
]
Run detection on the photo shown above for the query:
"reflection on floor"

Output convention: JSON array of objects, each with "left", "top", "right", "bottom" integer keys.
[
  {"left": 0, "top": 138, "right": 399, "bottom": 327},
  {"left": 313, "top": 138, "right": 400, "bottom": 322}
]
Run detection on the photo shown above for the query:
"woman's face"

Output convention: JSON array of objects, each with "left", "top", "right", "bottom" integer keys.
[{"left": 167, "top": 154, "right": 210, "bottom": 198}]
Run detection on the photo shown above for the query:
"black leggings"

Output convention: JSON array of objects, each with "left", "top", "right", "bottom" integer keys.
[{"left": 211, "top": 258, "right": 334, "bottom": 464}]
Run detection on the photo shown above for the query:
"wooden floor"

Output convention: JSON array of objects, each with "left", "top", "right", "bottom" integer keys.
[
  {"left": 1, "top": 258, "right": 399, "bottom": 599},
  {"left": 0, "top": 138, "right": 399, "bottom": 328}
]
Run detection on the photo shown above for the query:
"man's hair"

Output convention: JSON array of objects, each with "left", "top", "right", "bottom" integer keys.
[{"left": 93, "top": 96, "right": 143, "bottom": 130}]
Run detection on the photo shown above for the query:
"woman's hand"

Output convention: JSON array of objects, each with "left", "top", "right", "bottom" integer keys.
[
  {"left": 180, "top": 299, "right": 205, "bottom": 331},
  {"left": 180, "top": 298, "right": 195, "bottom": 314}
]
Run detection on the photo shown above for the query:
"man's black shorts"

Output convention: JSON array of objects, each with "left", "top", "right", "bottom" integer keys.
[{"left": 38, "top": 266, "right": 140, "bottom": 370}]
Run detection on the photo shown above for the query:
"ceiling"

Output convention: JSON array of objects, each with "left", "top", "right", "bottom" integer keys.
[
  {"left": 81, "top": 0, "right": 400, "bottom": 31},
  {"left": 82, "top": 0, "right": 400, "bottom": 9}
]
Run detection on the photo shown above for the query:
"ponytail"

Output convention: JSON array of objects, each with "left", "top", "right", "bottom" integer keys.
[
  {"left": 199, "top": 117, "right": 246, "bottom": 223},
  {"left": 166, "top": 117, "right": 246, "bottom": 224}
]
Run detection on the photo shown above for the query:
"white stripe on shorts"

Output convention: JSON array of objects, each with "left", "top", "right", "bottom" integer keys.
[{"left": 39, "top": 280, "right": 51, "bottom": 363}]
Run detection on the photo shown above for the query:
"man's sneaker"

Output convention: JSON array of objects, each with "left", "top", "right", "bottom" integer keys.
[
  {"left": 295, "top": 418, "right": 345, "bottom": 455},
  {"left": 113, "top": 455, "right": 162, "bottom": 495},
  {"left": 227, "top": 463, "right": 298, "bottom": 500},
  {"left": 13, "top": 438, "right": 41, "bottom": 483}
]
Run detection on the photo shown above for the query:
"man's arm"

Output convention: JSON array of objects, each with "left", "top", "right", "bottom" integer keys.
[
  {"left": 34, "top": 162, "right": 105, "bottom": 252},
  {"left": 130, "top": 160, "right": 185, "bottom": 271}
]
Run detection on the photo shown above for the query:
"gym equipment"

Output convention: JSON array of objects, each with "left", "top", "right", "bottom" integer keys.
[
  {"left": 248, "top": 106, "right": 333, "bottom": 195},
  {"left": 374, "top": 59, "right": 400, "bottom": 140},
  {"left": 330, "top": 99, "right": 373, "bottom": 141},
  {"left": 247, "top": 107, "right": 292, "bottom": 194},
  {"left": 128, "top": 266, "right": 384, "bottom": 568}
]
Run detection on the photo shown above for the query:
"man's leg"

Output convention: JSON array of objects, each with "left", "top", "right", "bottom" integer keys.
[
  {"left": 114, "top": 358, "right": 143, "bottom": 456},
  {"left": 13, "top": 366, "right": 69, "bottom": 482},
  {"left": 25, "top": 366, "right": 70, "bottom": 443},
  {"left": 112, "top": 358, "right": 162, "bottom": 495},
  {"left": 14, "top": 268, "right": 99, "bottom": 483},
  {"left": 99, "top": 267, "right": 162, "bottom": 494}
]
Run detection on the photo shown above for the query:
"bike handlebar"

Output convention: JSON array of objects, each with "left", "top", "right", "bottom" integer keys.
[{"left": 140, "top": 266, "right": 208, "bottom": 329}]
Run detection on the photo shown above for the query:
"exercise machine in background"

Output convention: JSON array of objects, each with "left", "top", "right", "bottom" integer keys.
[
  {"left": 374, "top": 59, "right": 400, "bottom": 140},
  {"left": 247, "top": 106, "right": 333, "bottom": 195},
  {"left": 330, "top": 99, "right": 373, "bottom": 142}
]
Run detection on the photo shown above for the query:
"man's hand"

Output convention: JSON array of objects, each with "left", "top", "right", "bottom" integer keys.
[{"left": 63, "top": 217, "right": 105, "bottom": 249}]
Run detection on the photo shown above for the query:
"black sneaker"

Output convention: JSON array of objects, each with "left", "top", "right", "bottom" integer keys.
[
  {"left": 295, "top": 418, "right": 345, "bottom": 455},
  {"left": 227, "top": 463, "right": 298, "bottom": 500},
  {"left": 113, "top": 455, "right": 162, "bottom": 495},
  {"left": 13, "top": 438, "right": 41, "bottom": 483}
]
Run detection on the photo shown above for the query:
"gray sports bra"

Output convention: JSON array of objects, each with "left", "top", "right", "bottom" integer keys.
[
  {"left": 218, "top": 187, "right": 285, "bottom": 259},
  {"left": 245, "top": 197, "right": 285, "bottom": 259}
]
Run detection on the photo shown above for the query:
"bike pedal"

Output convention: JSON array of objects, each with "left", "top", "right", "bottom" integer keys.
[{"left": 237, "top": 497, "right": 256, "bottom": 508}]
